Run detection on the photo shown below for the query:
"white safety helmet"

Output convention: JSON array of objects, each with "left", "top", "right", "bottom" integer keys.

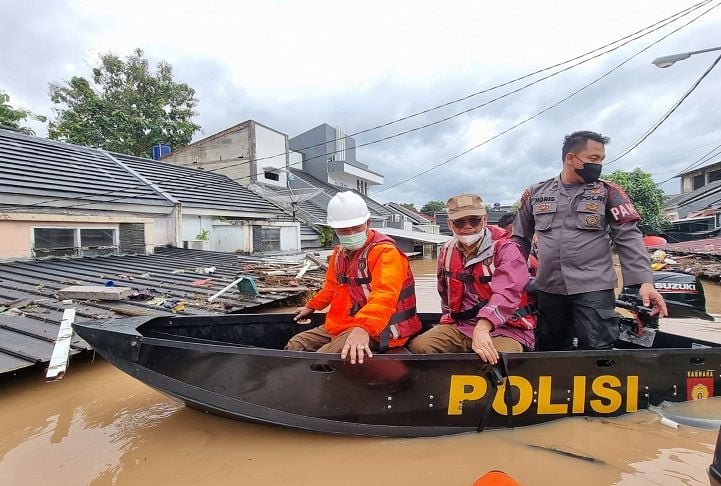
[{"left": 326, "top": 191, "right": 370, "bottom": 228}]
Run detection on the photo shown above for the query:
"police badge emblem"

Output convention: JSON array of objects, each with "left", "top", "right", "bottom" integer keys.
[
  {"left": 588, "top": 188, "right": 602, "bottom": 195},
  {"left": 585, "top": 202, "right": 599, "bottom": 211},
  {"left": 585, "top": 214, "right": 601, "bottom": 226},
  {"left": 538, "top": 203, "right": 551, "bottom": 212}
]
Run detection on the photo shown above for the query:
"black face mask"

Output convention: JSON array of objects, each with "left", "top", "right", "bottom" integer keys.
[{"left": 573, "top": 156, "right": 602, "bottom": 183}]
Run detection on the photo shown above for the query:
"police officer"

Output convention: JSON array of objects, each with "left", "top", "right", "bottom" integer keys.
[{"left": 511, "top": 130, "right": 667, "bottom": 350}]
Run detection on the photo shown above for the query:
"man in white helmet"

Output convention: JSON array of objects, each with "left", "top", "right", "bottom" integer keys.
[{"left": 286, "top": 191, "right": 422, "bottom": 364}]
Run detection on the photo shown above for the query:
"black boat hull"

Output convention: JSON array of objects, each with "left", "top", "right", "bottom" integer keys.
[{"left": 73, "top": 313, "right": 721, "bottom": 437}]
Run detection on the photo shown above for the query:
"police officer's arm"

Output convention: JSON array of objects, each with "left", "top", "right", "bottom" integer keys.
[
  {"left": 352, "top": 245, "right": 407, "bottom": 336},
  {"left": 604, "top": 183, "right": 653, "bottom": 287},
  {"left": 609, "top": 221, "right": 653, "bottom": 286},
  {"left": 305, "top": 248, "right": 340, "bottom": 311},
  {"left": 476, "top": 240, "right": 530, "bottom": 329},
  {"left": 510, "top": 189, "right": 534, "bottom": 259}
]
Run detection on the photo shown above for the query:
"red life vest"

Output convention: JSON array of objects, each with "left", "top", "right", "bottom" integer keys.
[
  {"left": 440, "top": 227, "right": 537, "bottom": 330},
  {"left": 335, "top": 231, "right": 422, "bottom": 350}
]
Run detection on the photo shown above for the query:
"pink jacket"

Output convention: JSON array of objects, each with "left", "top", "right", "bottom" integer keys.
[{"left": 438, "top": 226, "right": 535, "bottom": 350}]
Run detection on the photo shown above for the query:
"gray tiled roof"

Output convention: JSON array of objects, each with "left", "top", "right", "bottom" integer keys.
[
  {"left": 384, "top": 202, "right": 433, "bottom": 225},
  {"left": 116, "top": 154, "right": 285, "bottom": 216},
  {"left": 287, "top": 168, "right": 393, "bottom": 221},
  {"left": 670, "top": 180, "right": 721, "bottom": 218},
  {"left": 0, "top": 129, "right": 287, "bottom": 217},
  {"left": 0, "top": 129, "right": 172, "bottom": 208}
]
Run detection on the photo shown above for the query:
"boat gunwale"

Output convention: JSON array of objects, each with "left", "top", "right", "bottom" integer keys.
[{"left": 72, "top": 312, "right": 721, "bottom": 362}]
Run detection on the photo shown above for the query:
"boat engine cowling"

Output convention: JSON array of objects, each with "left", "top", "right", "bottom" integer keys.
[{"left": 618, "top": 271, "right": 714, "bottom": 321}]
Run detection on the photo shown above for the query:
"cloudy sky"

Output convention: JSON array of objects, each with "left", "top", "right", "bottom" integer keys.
[{"left": 2, "top": 0, "right": 721, "bottom": 206}]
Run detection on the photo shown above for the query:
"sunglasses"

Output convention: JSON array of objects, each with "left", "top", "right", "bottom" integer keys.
[{"left": 451, "top": 217, "right": 484, "bottom": 228}]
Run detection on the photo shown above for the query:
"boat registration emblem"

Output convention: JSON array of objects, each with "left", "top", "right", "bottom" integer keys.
[
  {"left": 687, "top": 372, "right": 714, "bottom": 400},
  {"left": 585, "top": 203, "right": 599, "bottom": 212},
  {"left": 585, "top": 214, "right": 601, "bottom": 226}
]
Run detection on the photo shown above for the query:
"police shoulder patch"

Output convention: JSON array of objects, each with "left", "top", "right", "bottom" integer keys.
[
  {"left": 518, "top": 189, "right": 530, "bottom": 210},
  {"left": 602, "top": 180, "right": 640, "bottom": 223}
]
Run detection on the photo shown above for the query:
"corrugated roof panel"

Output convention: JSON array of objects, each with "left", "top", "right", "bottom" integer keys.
[{"left": 0, "top": 247, "right": 320, "bottom": 376}]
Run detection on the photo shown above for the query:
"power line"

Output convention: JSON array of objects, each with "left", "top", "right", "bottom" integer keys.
[
  {"left": 337, "top": 0, "right": 714, "bottom": 140},
  {"left": 371, "top": 2, "right": 720, "bottom": 196},
  {"left": 4, "top": 1, "right": 712, "bottom": 212},
  {"left": 481, "top": 137, "right": 721, "bottom": 200},
  {"left": 3, "top": 1, "right": 716, "bottom": 214},
  {"left": 654, "top": 141, "right": 721, "bottom": 186},
  {"left": 162, "top": 0, "right": 716, "bottom": 170},
  {"left": 608, "top": 53, "right": 721, "bottom": 165}
]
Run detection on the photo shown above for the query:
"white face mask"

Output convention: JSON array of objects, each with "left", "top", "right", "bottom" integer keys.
[
  {"left": 338, "top": 230, "right": 368, "bottom": 250},
  {"left": 455, "top": 232, "right": 483, "bottom": 247}
]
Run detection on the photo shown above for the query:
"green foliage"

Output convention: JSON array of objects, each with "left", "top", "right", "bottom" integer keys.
[
  {"left": 196, "top": 228, "right": 209, "bottom": 240},
  {"left": 318, "top": 226, "right": 335, "bottom": 247},
  {"left": 399, "top": 202, "right": 416, "bottom": 211},
  {"left": 604, "top": 168, "right": 669, "bottom": 234},
  {"left": 420, "top": 200, "right": 445, "bottom": 215},
  {"left": 48, "top": 48, "right": 200, "bottom": 157},
  {"left": 0, "top": 90, "right": 46, "bottom": 135}
]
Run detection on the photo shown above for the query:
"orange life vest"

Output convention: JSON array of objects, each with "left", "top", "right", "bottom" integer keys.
[
  {"left": 440, "top": 228, "right": 537, "bottom": 330},
  {"left": 335, "top": 231, "right": 422, "bottom": 350}
]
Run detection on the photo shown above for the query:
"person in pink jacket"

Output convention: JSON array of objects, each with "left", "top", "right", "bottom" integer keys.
[{"left": 408, "top": 193, "right": 535, "bottom": 363}]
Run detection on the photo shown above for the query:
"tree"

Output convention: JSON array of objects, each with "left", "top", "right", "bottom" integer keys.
[
  {"left": 400, "top": 202, "right": 417, "bottom": 211},
  {"left": 0, "top": 90, "right": 46, "bottom": 135},
  {"left": 48, "top": 48, "right": 200, "bottom": 158},
  {"left": 604, "top": 168, "right": 668, "bottom": 234},
  {"left": 420, "top": 200, "right": 445, "bottom": 215}
]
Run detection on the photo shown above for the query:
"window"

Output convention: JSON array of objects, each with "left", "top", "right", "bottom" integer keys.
[
  {"left": 79, "top": 229, "right": 117, "bottom": 256},
  {"left": 259, "top": 227, "right": 281, "bottom": 252},
  {"left": 710, "top": 169, "right": 721, "bottom": 184},
  {"left": 32, "top": 227, "right": 118, "bottom": 258},
  {"left": 33, "top": 228, "right": 77, "bottom": 257},
  {"left": 264, "top": 170, "right": 280, "bottom": 181},
  {"left": 693, "top": 174, "right": 706, "bottom": 190}
]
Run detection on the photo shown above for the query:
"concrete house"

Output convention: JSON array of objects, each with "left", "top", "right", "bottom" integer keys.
[
  {"left": 118, "top": 154, "right": 301, "bottom": 253},
  {"left": 661, "top": 158, "right": 721, "bottom": 241},
  {"left": 0, "top": 129, "right": 300, "bottom": 259},
  {"left": 677, "top": 159, "right": 721, "bottom": 194},
  {"left": 0, "top": 129, "right": 174, "bottom": 259},
  {"left": 289, "top": 123, "right": 383, "bottom": 195},
  {"left": 160, "top": 120, "right": 293, "bottom": 189}
]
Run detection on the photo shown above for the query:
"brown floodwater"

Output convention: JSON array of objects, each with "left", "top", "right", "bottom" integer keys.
[{"left": 1, "top": 259, "right": 720, "bottom": 485}]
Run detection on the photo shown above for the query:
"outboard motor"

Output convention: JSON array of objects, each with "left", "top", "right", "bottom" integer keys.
[{"left": 618, "top": 271, "right": 714, "bottom": 321}]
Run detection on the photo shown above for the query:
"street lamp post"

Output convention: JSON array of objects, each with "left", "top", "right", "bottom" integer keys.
[{"left": 652, "top": 46, "right": 721, "bottom": 68}]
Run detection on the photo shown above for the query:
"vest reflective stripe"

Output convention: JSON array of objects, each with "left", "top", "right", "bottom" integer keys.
[{"left": 334, "top": 232, "right": 422, "bottom": 348}]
